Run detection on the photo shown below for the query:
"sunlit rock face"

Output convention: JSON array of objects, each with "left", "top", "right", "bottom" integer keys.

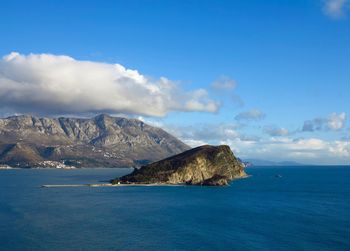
[{"left": 114, "top": 145, "right": 247, "bottom": 186}]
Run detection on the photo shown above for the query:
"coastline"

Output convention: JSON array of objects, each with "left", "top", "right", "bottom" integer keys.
[
  {"left": 41, "top": 175, "right": 251, "bottom": 188},
  {"left": 42, "top": 183, "right": 185, "bottom": 188}
]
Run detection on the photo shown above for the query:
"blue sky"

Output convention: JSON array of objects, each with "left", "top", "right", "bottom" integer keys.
[{"left": 0, "top": 0, "right": 350, "bottom": 164}]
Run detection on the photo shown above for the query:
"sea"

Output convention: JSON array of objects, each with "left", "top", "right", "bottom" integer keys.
[{"left": 0, "top": 166, "right": 349, "bottom": 251}]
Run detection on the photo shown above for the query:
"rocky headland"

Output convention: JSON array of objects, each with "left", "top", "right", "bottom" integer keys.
[{"left": 112, "top": 145, "right": 247, "bottom": 186}]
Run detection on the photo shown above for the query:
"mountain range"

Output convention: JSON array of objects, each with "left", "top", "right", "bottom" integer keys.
[
  {"left": 0, "top": 114, "right": 190, "bottom": 168},
  {"left": 244, "top": 159, "right": 303, "bottom": 166}
]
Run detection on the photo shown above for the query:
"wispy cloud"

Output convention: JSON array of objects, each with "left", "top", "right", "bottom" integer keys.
[
  {"left": 0, "top": 52, "right": 220, "bottom": 117},
  {"left": 302, "top": 112, "right": 346, "bottom": 132},
  {"left": 211, "top": 76, "right": 244, "bottom": 107},
  {"left": 323, "top": 0, "right": 349, "bottom": 18},
  {"left": 167, "top": 123, "right": 241, "bottom": 143},
  {"left": 235, "top": 109, "right": 266, "bottom": 122},
  {"left": 211, "top": 76, "right": 236, "bottom": 90},
  {"left": 263, "top": 126, "right": 289, "bottom": 136}
]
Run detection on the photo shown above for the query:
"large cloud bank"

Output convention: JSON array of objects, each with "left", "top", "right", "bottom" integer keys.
[
  {"left": 0, "top": 52, "right": 219, "bottom": 117},
  {"left": 167, "top": 122, "right": 350, "bottom": 165}
]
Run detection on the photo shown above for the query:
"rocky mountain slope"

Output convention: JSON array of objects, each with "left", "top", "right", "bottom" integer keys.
[
  {"left": 0, "top": 114, "right": 190, "bottom": 168},
  {"left": 112, "top": 145, "right": 247, "bottom": 186}
]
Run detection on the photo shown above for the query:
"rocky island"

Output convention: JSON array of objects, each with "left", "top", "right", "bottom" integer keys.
[{"left": 111, "top": 145, "right": 247, "bottom": 186}]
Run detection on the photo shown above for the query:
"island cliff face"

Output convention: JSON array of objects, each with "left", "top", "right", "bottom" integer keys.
[
  {"left": 0, "top": 114, "right": 189, "bottom": 168},
  {"left": 113, "top": 145, "right": 247, "bottom": 186}
]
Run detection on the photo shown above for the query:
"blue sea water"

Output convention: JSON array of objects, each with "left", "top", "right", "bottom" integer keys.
[{"left": 0, "top": 167, "right": 349, "bottom": 251}]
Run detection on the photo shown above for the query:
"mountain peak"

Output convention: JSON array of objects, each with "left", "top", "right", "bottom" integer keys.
[
  {"left": 0, "top": 114, "right": 190, "bottom": 168},
  {"left": 94, "top": 113, "right": 112, "bottom": 120}
]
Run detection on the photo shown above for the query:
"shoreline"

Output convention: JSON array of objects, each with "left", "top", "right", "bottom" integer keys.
[
  {"left": 41, "top": 176, "right": 251, "bottom": 188},
  {"left": 42, "top": 183, "right": 185, "bottom": 188}
]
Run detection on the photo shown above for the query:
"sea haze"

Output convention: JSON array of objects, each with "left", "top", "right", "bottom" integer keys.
[{"left": 0, "top": 167, "right": 349, "bottom": 251}]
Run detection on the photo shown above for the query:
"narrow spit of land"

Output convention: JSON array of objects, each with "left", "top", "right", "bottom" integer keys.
[
  {"left": 41, "top": 175, "right": 251, "bottom": 188},
  {"left": 41, "top": 183, "right": 184, "bottom": 188}
]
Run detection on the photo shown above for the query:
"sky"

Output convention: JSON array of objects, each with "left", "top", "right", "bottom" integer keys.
[{"left": 0, "top": 0, "right": 350, "bottom": 164}]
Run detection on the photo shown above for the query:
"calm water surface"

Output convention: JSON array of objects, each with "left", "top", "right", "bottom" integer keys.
[{"left": 0, "top": 167, "right": 349, "bottom": 251}]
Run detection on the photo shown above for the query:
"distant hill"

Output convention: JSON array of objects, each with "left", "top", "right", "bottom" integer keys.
[
  {"left": 0, "top": 114, "right": 190, "bottom": 168},
  {"left": 244, "top": 159, "right": 304, "bottom": 167}
]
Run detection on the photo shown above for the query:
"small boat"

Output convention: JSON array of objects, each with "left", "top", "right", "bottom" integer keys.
[{"left": 275, "top": 174, "right": 282, "bottom": 178}]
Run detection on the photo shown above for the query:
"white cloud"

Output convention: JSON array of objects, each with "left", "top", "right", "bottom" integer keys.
[
  {"left": 302, "top": 112, "right": 346, "bottom": 132},
  {"left": 287, "top": 138, "right": 326, "bottom": 151},
  {"left": 0, "top": 52, "right": 220, "bottom": 117},
  {"left": 235, "top": 109, "right": 266, "bottom": 121},
  {"left": 182, "top": 139, "right": 209, "bottom": 148},
  {"left": 323, "top": 0, "right": 349, "bottom": 18},
  {"left": 328, "top": 112, "right": 346, "bottom": 130},
  {"left": 329, "top": 140, "right": 350, "bottom": 156},
  {"left": 136, "top": 116, "right": 165, "bottom": 128},
  {"left": 157, "top": 120, "right": 350, "bottom": 164},
  {"left": 222, "top": 136, "right": 350, "bottom": 165},
  {"left": 184, "top": 89, "right": 220, "bottom": 113}
]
